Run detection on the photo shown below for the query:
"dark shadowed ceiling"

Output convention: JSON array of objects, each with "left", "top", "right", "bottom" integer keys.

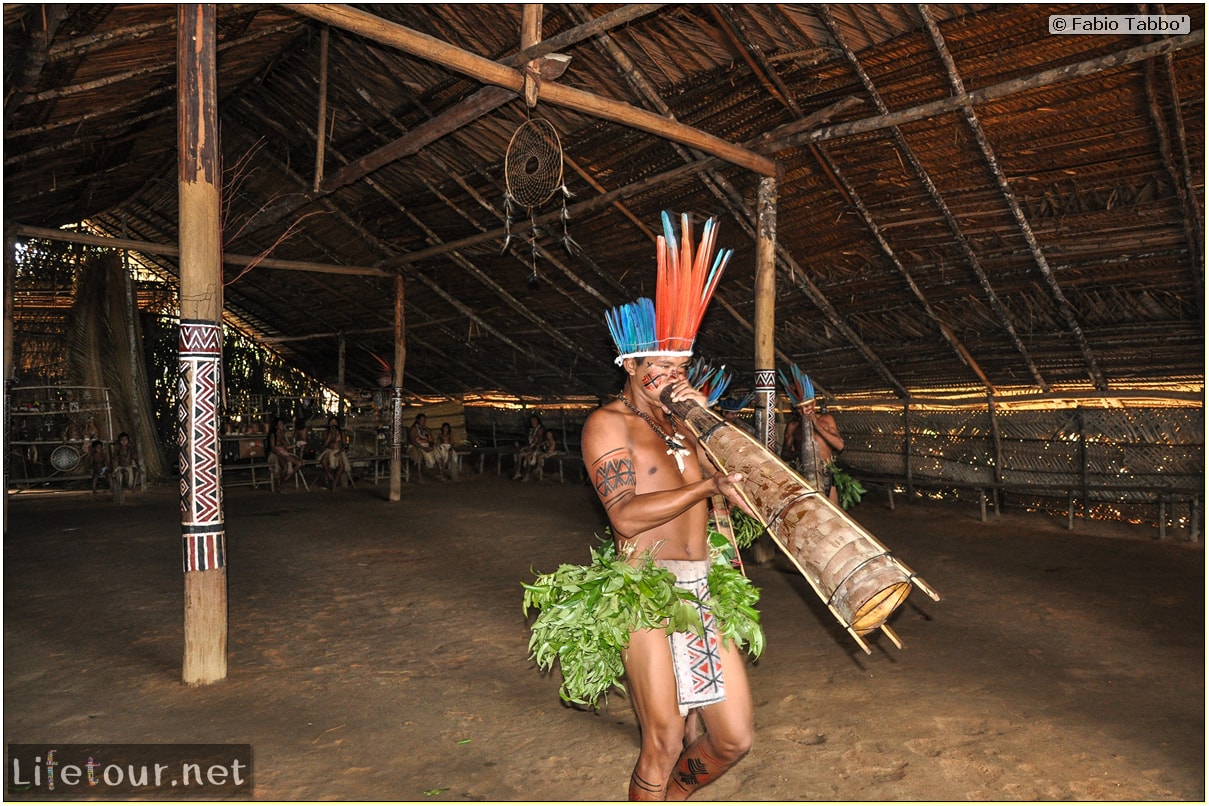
[{"left": 4, "top": 4, "right": 1204, "bottom": 404}]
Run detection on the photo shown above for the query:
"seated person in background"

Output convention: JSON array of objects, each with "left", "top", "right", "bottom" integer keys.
[
  {"left": 294, "top": 422, "right": 313, "bottom": 461},
  {"left": 112, "top": 432, "right": 142, "bottom": 491},
  {"left": 512, "top": 413, "right": 544, "bottom": 480},
  {"left": 519, "top": 427, "right": 558, "bottom": 481},
  {"left": 434, "top": 422, "right": 458, "bottom": 480},
  {"left": 319, "top": 415, "right": 352, "bottom": 489},
  {"left": 407, "top": 413, "right": 439, "bottom": 475},
  {"left": 87, "top": 439, "right": 108, "bottom": 493},
  {"left": 267, "top": 416, "right": 303, "bottom": 486}
]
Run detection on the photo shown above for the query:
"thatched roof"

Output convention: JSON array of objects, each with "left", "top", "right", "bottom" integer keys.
[{"left": 4, "top": 4, "right": 1204, "bottom": 403}]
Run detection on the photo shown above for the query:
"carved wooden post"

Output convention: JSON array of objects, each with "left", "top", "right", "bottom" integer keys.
[
  {"left": 753, "top": 177, "right": 777, "bottom": 451},
  {"left": 178, "top": 3, "right": 227, "bottom": 686},
  {"left": 389, "top": 273, "right": 406, "bottom": 501}
]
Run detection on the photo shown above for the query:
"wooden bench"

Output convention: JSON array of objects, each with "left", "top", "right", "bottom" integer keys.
[
  {"left": 534, "top": 452, "right": 584, "bottom": 483},
  {"left": 221, "top": 461, "right": 273, "bottom": 489}
]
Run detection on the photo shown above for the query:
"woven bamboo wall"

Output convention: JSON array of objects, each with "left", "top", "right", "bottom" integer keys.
[{"left": 837, "top": 406, "right": 1203, "bottom": 528}]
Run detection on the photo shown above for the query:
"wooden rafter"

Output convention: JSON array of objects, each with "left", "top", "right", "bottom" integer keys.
[
  {"left": 566, "top": 1, "right": 900, "bottom": 395},
  {"left": 281, "top": 4, "right": 777, "bottom": 176},
  {"left": 1143, "top": 50, "right": 1203, "bottom": 281},
  {"left": 818, "top": 5, "right": 1049, "bottom": 393},
  {"left": 919, "top": 4, "right": 1108, "bottom": 391},
  {"left": 785, "top": 28, "right": 1204, "bottom": 148}
]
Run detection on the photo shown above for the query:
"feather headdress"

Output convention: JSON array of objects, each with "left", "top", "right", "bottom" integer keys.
[
  {"left": 778, "top": 363, "right": 815, "bottom": 407},
  {"left": 687, "top": 357, "right": 732, "bottom": 407},
  {"left": 606, "top": 211, "right": 733, "bottom": 366},
  {"left": 718, "top": 392, "right": 754, "bottom": 413}
]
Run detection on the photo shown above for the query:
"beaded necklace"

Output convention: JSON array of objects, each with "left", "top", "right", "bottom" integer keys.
[{"left": 619, "top": 393, "right": 691, "bottom": 472}]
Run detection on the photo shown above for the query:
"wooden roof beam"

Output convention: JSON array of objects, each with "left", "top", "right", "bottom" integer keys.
[
  {"left": 3, "top": 5, "right": 71, "bottom": 127},
  {"left": 818, "top": 5, "right": 1049, "bottom": 393},
  {"left": 10, "top": 223, "right": 389, "bottom": 277},
  {"left": 350, "top": 83, "right": 617, "bottom": 309},
  {"left": 260, "top": 4, "right": 669, "bottom": 226},
  {"left": 566, "top": 2, "right": 899, "bottom": 394},
  {"left": 281, "top": 4, "right": 777, "bottom": 177},
  {"left": 318, "top": 4, "right": 666, "bottom": 191},
  {"left": 920, "top": 4, "right": 1108, "bottom": 391},
  {"left": 1143, "top": 54, "right": 1203, "bottom": 286},
  {"left": 783, "top": 27, "right": 1204, "bottom": 148}
]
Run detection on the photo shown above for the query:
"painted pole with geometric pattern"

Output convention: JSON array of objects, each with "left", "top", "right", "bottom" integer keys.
[
  {"left": 754, "top": 177, "right": 778, "bottom": 452},
  {"left": 750, "top": 177, "right": 781, "bottom": 566},
  {"left": 178, "top": 3, "right": 227, "bottom": 685}
]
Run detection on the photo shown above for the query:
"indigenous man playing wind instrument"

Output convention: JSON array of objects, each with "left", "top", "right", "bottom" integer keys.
[
  {"left": 780, "top": 364, "right": 845, "bottom": 506},
  {"left": 581, "top": 212, "right": 756, "bottom": 801}
]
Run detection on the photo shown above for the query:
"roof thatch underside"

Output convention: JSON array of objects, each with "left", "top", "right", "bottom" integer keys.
[{"left": 4, "top": 4, "right": 1205, "bottom": 403}]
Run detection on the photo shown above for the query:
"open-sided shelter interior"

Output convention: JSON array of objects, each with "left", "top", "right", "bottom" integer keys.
[{"left": 3, "top": 4, "right": 1203, "bottom": 525}]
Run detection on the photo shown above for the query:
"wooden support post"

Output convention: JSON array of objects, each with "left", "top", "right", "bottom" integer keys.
[
  {"left": 753, "top": 177, "right": 777, "bottom": 452},
  {"left": 1159, "top": 497, "right": 1167, "bottom": 541},
  {"left": 1191, "top": 497, "right": 1201, "bottom": 543},
  {"left": 1068, "top": 491, "right": 1076, "bottom": 530},
  {"left": 337, "top": 334, "right": 346, "bottom": 421},
  {"left": 1078, "top": 407, "right": 1089, "bottom": 519},
  {"left": 988, "top": 392, "right": 1003, "bottom": 518},
  {"left": 521, "top": 5, "right": 541, "bottom": 109},
  {"left": 313, "top": 25, "right": 329, "bottom": 193},
  {"left": 4, "top": 225, "right": 15, "bottom": 531},
  {"left": 750, "top": 178, "right": 780, "bottom": 570},
  {"left": 979, "top": 489, "right": 987, "bottom": 523},
  {"left": 178, "top": 3, "right": 227, "bottom": 687},
  {"left": 389, "top": 273, "right": 405, "bottom": 501}
]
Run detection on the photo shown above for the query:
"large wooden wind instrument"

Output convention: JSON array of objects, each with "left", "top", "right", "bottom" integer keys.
[{"left": 662, "top": 387, "right": 940, "bottom": 653}]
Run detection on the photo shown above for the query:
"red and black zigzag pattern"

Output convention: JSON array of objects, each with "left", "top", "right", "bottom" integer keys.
[
  {"left": 177, "top": 364, "right": 193, "bottom": 514},
  {"left": 187, "top": 357, "right": 223, "bottom": 526},
  {"left": 179, "top": 320, "right": 222, "bottom": 357}
]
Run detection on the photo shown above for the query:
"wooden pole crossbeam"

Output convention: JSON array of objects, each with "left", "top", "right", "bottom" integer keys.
[
  {"left": 281, "top": 4, "right": 776, "bottom": 177},
  {"left": 261, "top": 4, "right": 666, "bottom": 221},
  {"left": 10, "top": 224, "right": 389, "bottom": 276}
]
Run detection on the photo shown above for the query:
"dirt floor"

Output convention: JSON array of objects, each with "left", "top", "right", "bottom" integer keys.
[{"left": 3, "top": 468, "right": 1204, "bottom": 802}]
